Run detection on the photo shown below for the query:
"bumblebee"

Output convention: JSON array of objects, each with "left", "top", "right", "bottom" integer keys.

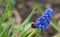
[{"left": 31, "top": 22, "right": 37, "bottom": 28}]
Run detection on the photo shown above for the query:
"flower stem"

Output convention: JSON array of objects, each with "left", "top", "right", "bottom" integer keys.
[{"left": 27, "top": 29, "right": 37, "bottom": 37}]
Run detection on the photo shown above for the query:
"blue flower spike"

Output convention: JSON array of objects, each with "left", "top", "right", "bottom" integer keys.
[{"left": 36, "top": 8, "right": 53, "bottom": 32}]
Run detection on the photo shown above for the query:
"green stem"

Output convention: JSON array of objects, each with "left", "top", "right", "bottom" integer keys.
[
  {"left": 27, "top": 29, "right": 37, "bottom": 37},
  {"left": 35, "top": 30, "right": 41, "bottom": 37}
]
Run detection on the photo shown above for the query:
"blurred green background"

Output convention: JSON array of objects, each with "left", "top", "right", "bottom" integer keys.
[{"left": 0, "top": 0, "right": 60, "bottom": 37}]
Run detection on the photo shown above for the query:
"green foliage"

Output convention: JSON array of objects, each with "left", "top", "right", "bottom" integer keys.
[
  {"left": 0, "top": 0, "right": 16, "bottom": 6},
  {"left": 0, "top": 1, "right": 60, "bottom": 37},
  {"left": 6, "top": 0, "right": 16, "bottom": 5}
]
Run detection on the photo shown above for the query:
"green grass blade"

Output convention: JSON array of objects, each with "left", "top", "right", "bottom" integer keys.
[
  {"left": 35, "top": 29, "right": 41, "bottom": 37},
  {"left": 0, "top": 23, "right": 10, "bottom": 37},
  {"left": 11, "top": 7, "right": 36, "bottom": 37},
  {"left": 19, "top": 23, "right": 32, "bottom": 37},
  {"left": 22, "top": 28, "right": 33, "bottom": 37},
  {"left": 21, "top": 7, "right": 36, "bottom": 26},
  {"left": 50, "top": 21, "right": 60, "bottom": 32},
  {"left": 27, "top": 29, "right": 38, "bottom": 37}
]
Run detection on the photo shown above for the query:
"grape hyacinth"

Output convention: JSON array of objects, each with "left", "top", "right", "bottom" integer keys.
[{"left": 36, "top": 8, "right": 53, "bottom": 32}]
